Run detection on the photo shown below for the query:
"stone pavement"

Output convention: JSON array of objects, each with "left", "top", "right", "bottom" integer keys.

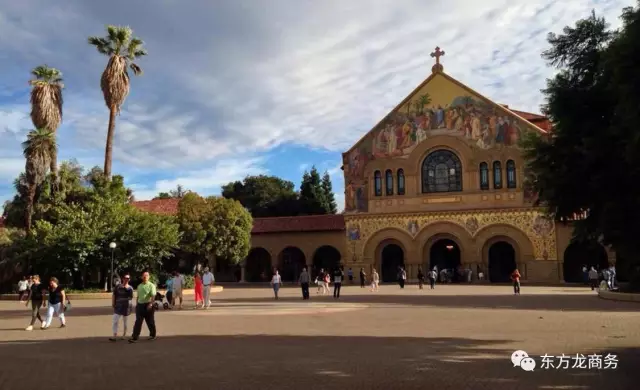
[{"left": 0, "top": 284, "right": 639, "bottom": 389}]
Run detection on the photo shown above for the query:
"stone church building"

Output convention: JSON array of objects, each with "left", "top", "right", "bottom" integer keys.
[{"left": 134, "top": 48, "right": 614, "bottom": 284}]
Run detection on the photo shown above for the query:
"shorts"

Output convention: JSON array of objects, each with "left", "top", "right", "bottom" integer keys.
[{"left": 173, "top": 289, "right": 183, "bottom": 298}]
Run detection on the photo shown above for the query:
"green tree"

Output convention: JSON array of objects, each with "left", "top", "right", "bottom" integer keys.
[
  {"left": 177, "top": 193, "right": 252, "bottom": 267},
  {"left": 153, "top": 184, "right": 188, "bottom": 200},
  {"left": 22, "top": 129, "right": 57, "bottom": 234},
  {"left": 321, "top": 171, "right": 338, "bottom": 214},
  {"left": 522, "top": 5, "right": 640, "bottom": 287},
  {"left": 299, "top": 166, "right": 329, "bottom": 215},
  {"left": 88, "top": 25, "right": 147, "bottom": 179},
  {"left": 222, "top": 175, "right": 299, "bottom": 217},
  {"left": 29, "top": 65, "right": 64, "bottom": 190}
]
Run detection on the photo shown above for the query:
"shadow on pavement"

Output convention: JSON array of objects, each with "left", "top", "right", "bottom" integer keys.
[
  {"left": 0, "top": 335, "right": 635, "bottom": 390},
  {"left": 221, "top": 293, "right": 640, "bottom": 312}
]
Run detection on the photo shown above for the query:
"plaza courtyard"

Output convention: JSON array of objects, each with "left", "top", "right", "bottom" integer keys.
[{"left": 0, "top": 285, "right": 639, "bottom": 389}]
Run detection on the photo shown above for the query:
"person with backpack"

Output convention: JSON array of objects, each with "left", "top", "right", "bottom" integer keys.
[
  {"left": 359, "top": 268, "right": 366, "bottom": 288},
  {"left": 398, "top": 267, "right": 407, "bottom": 289},
  {"left": 417, "top": 266, "right": 425, "bottom": 290}
]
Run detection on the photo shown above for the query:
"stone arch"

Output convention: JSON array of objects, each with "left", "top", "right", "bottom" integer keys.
[
  {"left": 312, "top": 245, "right": 342, "bottom": 273},
  {"left": 475, "top": 224, "right": 535, "bottom": 270},
  {"left": 417, "top": 221, "right": 473, "bottom": 265},
  {"left": 277, "top": 246, "right": 306, "bottom": 282},
  {"left": 409, "top": 135, "right": 475, "bottom": 176},
  {"left": 245, "top": 247, "right": 272, "bottom": 282},
  {"left": 362, "top": 227, "right": 414, "bottom": 266}
]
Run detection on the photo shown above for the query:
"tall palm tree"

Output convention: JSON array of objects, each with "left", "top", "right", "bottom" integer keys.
[
  {"left": 29, "top": 65, "right": 64, "bottom": 190},
  {"left": 22, "top": 128, "right": 57, "bottom": 234},
  {"left": 88, "top": 25, "right": 147, "bottom": 179}
]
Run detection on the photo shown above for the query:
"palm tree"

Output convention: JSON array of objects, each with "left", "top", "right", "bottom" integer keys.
[
  {"left": 419, "top": 94, "right": 431, "bottom": 114},
  {"left": 88, "top": 25, "right": 147, "bottom": 179},
  {"left": 22, "top": 128, "right": 57, "bottom": 234},
  {"left": 29, "top": 65, "right": 64, "bottom": 191}
]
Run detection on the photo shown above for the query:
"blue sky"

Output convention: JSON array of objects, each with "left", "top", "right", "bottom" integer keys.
[{"left": 0, "top": 0, "right": 631, "bottom": 212}]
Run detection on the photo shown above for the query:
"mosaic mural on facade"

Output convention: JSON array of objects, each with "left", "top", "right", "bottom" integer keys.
[{"left": 344, "top": 210, "right": 557, "bottom": 262}]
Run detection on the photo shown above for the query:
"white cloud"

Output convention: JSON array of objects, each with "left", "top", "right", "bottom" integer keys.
[
  {"left": 130, "top": 157, "right": 268, "bottom": 200},
  {"left": 0, "top": 0, "right": 634, "bottom": 215}
]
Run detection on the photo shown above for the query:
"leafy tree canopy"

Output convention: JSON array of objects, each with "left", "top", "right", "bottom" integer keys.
[
  {"left": 522, "top": 4, "right": 640, "bottom": 284},
  {"left": 154, "top": 184, "right": 189, "bottom": 200},
  {"left": 177, "top": 193, "right": 252, "bottom": 266}
]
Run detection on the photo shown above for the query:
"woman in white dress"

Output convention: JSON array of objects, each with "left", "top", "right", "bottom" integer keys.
[
  {"left": 370, "top": 269, "right": 380, "bottom": 292},
  {"left": 271, "top": 269, "right": 282, "bottom": 300}
]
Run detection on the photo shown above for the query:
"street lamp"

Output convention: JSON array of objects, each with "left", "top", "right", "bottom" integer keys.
[{"left": 109, "top": 242, "right": 117, "bottom": 292}]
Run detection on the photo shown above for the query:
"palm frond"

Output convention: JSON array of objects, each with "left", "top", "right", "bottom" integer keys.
[
  {"left": 129, "top": 63, "right": 143, "bottom": 75},
  {"left": 88, "top": 36, "right": 113, "bottom": 55}
]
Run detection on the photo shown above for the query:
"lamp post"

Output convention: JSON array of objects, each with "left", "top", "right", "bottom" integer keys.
[{"left": 109, "top": 242, "right": 117, "bottom": 292}]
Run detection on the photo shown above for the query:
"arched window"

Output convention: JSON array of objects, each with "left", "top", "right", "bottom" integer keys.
[
  {"left": 493, "top": 161, "right": 502, "bottom": 189},
  {"left": 385, "top": 169, "right": 393, "bottom": 196},
  {"left": 422, "top": 149, "right": 463, "bottom": 193},
  {"left": 374, "top": 171, "right": 382, "bottom": 196},
  {"left": 397, "top": 169, "right": 405, "bottom": 195},
  {"left": 506, "top": 160, "right": 516, "bottom": 188},
  {"left": 479, "top": 162, "right": 489, "bottom": 190}
]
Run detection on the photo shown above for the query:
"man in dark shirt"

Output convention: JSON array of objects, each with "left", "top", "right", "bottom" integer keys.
[
  {"left": 110, "top": 274, "right": 134, "bottom": 342},
  {"left": 24, "top": 275, "right": 45, "bottom": 331}
]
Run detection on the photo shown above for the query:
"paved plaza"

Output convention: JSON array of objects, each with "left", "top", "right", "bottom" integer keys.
[{"left": 0, "top": 284, "right": 639, "bottom": 389}]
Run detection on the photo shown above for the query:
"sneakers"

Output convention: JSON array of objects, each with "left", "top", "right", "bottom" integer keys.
[
  {"left": 25, "top": 325, "right": 33, "bottom": 331},
  {"left": 40, "top": 323, "right": 46, "bottom": 329},
  {"left": 60, "top": 324, "right": 66, "bottom": 328},
  {"left": 148, "top": 336, "right": 157, "bottom": 341},
  {"left": 128, "top": 338, "right": 137, "bottom": 344},
  {"left": 109, "top": 337, "right": 117, "bottom": 342}
]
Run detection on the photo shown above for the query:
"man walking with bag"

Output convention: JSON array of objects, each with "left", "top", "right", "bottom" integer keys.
[
  {"left": 129, "top": 271, "right": 157, "bottom": 343},
  {"left": 202, "top": 267, "right": 215, "bottom": 309}
]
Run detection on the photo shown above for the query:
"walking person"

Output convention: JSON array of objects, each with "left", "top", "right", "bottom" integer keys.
[
  {"left": 194, "top": 272, "right": 204, "bottom": 309},
  {"left": 511, "top": 268, "right": 521, "bottom": 295},
  {"left": 333, "top": 267, "right": 343, "bottom": 299},
  {"left": 398, "top": 267, "right": 407, "bottom": 289},
  {"left": 417, "top": 266, "right": 425, "bottom": 290},
  {"left": 370, "top": 269, "right": 380, "bottom": 292},
  {"left": 129, "top": 271, "right": 157, "bottom": 343},
  {"left": 588, "top": 266, "right": 599, "bottom": 290},
  {"left": 165, "top": 274, "right": 173, "bottom": 308},
  {"left": 17, "top": 276, "right": 29, "bottom": 302},
  {"left": 347, "top": 268, "right": 354, "bottom": 284},
  {"left": 359, "top": 268, "right": 366, "bottom": 288},
  {"left": 322, "top": 270, "right": 331, "bottom": 295},
  {"left": 271, "top": 269, "right": 282, "bottom": 300},
  {"left": 24, "top": 275, "right": 45, "bottom": 330},
  {"left": 315, "top": 269, "right": 325, "bottom": 294},
  {"left": 202, "top": 267, "right": 215, "bottom": 309},
  {"left": 428, "top": 268, "right": 437, "bottom": 289},
  {"left": 110, "top": 274, "right": 133, "bottom": 341},
  {"left": 299, "top": 267, "right": 310, "bottom": 300},
  {"left": 43, "top": 277, "right": 66, "bottom": 329},
  {"left": 171, "top": 271, "right": 184, "bottom": 309}
]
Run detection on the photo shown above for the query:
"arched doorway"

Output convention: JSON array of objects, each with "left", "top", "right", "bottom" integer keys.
[
  {"left": 563, "top": 241, "right": 608, "bottom": 283},
  {"left": 381, "top": 244, "right": 405, "bottom": 283},
  {"left": 245, "top": 248, "right": 272, "bottom": 282},
  {"left": 488, "top": 241, "right": 517, "bottom": 283},
  {"left": 278, "top": 247, "right": 306, "bottom": 282},
  {"left": 429, "top": 239, "right": 461, "bottom": 282},
  {"left": 312, "top": 246, "right": 342, "bottom": 276}
]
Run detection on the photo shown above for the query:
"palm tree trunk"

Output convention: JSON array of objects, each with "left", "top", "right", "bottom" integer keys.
[
  {"left": 25, "top": 184, "right": 36, "bottom": 234},
  {"left": 103, "top": 106, "right": 117, "bottom": 179},
  {"left": 49, "top": 145, "right": 58, "bottom": 194}
]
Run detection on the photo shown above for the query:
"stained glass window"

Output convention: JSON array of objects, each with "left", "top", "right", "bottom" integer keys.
[
  {"left": 493, "top": 161, "right": 502, "bottom": 189},
  {"left": 374, "top": 171, "right": 382, "bottom": 196},
  {"left": 397, "top": 169, "right": 405, "bottom": 195},
  {"left": 385, "top": 169, "right": 393, "bottom": 195},
  {"left": 422, "top": 150, "right": 462, "bottom": 193},
  {"left": 479, "top": 162, "right": 489, "bottom": 190},
  {"left": 506, "top": 160, "right": 516, "bottom": 189}
]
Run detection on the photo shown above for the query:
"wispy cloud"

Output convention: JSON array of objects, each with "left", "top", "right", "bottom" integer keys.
[{"left": 0, "top": 0, "right": 633, "bottom": 212}]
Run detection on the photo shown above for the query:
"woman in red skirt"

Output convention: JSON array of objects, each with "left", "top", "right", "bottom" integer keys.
[{"left": 194, "top": 272, "right": 204, "bottom": 309}]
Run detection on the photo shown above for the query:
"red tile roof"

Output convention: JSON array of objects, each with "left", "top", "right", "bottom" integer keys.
[
  {"left": 131, "top": 199, "right": 345, "bottom": 233},
  {"left": 501, "top": 105, "right": 553, "bottom": 132},
  {"left": 132, "top": 199, "right": 180, "bottom": 215}
]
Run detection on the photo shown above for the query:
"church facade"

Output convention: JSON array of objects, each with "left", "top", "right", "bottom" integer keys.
[{"left": 133, "top": 49, "right": 615, "bottom": 283}]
